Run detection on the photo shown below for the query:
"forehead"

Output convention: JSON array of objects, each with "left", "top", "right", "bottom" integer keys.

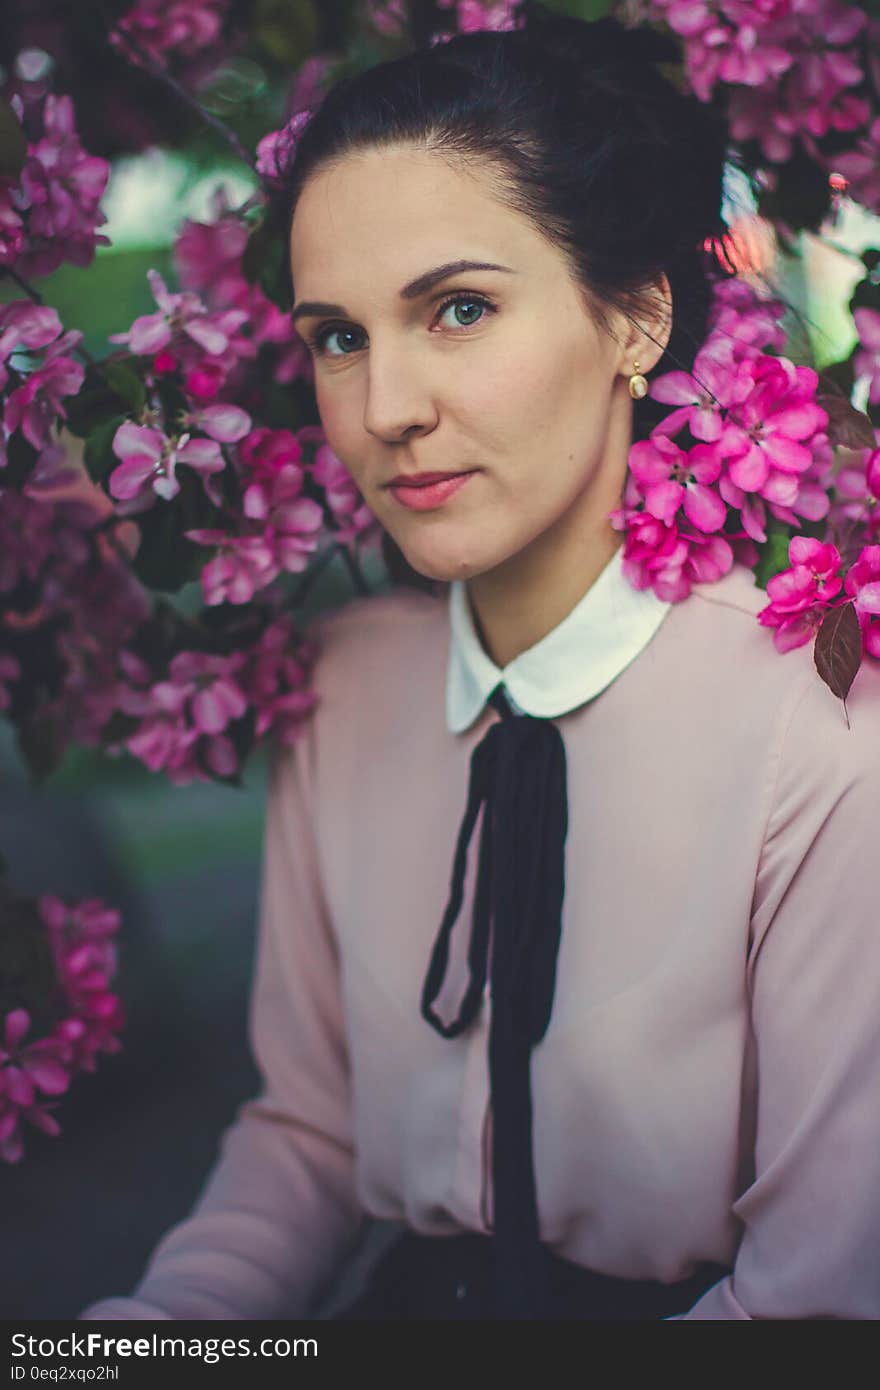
[{"left": 289, "top": 144, "right": 546, "bottom": 294}]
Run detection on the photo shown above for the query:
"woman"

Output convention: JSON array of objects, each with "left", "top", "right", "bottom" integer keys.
[{"left": 80, "top": 6, "right": 880, "bottom": 1320}]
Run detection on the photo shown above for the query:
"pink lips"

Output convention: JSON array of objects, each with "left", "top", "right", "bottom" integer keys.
[{"left": 389, "top": 471, "right": 478, "bottom": 511}]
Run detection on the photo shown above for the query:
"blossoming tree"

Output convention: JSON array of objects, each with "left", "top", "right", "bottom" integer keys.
[{"left": 1, "top": 0, "right": 879, "bottom": 1160}]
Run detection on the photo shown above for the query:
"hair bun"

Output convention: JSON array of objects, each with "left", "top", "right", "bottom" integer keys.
[{"left": 520, "top": 2, "right": 682, "bottom": 76}]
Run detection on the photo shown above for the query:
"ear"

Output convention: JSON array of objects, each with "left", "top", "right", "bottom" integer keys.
[{"left": 616, "top": 273, "right": 673, "bottom": 379}]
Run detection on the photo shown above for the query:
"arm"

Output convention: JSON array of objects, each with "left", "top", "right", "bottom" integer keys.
[
  {"left": 675, "top": 666, "right": 880, "bottom": 1320},
  {"left": 80, "top": 669, "right": 366, "bottom": 1319}
]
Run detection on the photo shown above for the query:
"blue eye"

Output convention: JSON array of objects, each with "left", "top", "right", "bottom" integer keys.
[{"left": 307, "top": 291, "right": 496, "bottom": 358}]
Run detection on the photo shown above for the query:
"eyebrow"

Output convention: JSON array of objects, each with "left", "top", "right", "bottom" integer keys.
[{"left": 290, "top": 259, "right": 516, "bottom": 324}]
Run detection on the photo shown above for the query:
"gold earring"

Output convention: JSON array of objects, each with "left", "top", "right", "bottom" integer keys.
[{"left": 628, "top": 361, "right": 648, "bottom": 400}]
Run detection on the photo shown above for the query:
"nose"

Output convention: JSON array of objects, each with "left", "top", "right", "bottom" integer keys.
[{"left": 362, "top": 342, "right": 438, "bottom": 443}]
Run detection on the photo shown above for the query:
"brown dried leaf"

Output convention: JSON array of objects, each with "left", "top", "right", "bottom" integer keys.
[
  {"left": 816, "top": 394, "right": 876, "bottom": 450},
  {"left": 814, "top": 601, "right": 862, "bottom": 708}
]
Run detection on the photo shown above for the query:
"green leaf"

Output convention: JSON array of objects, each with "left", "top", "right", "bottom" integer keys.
[
  {"left": 84, "top": 414, "right": 127, "bottom": 483},
  {"left": 104, "top": 362, "right": 147, "bottom": 415},
  {"left": 753, "top": 526, "right": 792, "bottom": 591},
  {"left": 0, "top": 97, "right": 27, "bottom": 181},
  {"left": 556, "top": 0, "right": 613, "bottom": 17}
]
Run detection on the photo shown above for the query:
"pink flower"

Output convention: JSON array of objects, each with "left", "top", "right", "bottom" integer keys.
[
  {"left": 628, "top": 435, "right": 728, "bottom": 531},
  {"left": 119, "top": 648, "right": 248, "bottom": 783},
  {"left": 0, "top": 301, "right": 66, "bottom": 392},
  {"left": 756, "top": 536, "right": 843, "bottom": 651},
  {"left": 173, "top": 200, "right": 249, "bottom": 299},
  {"left": 610, "top": 475, "right": 734, "bottom": 602},
  {"left": 312, "top": 443, "right": 380, "bottom": 546},
  {"left": 650, "top": 338, "right": 753, "bottom": 441},
  {"left": 829, "top": 444, "right": 880, "bottom": 539},
  {"left": 155, "top": 649, "right": 247, "bottom": 734},
  {"left": 845, "top": 544, "right": 880, "bottom": 658},
  {"left": 239, "top": 614, "right": 319, "bottom": 744},
  {"left": 184, "top": 532, "right": 279, "bottom": 605},
  {"left": 0, "top": 180, "right": 25, "bottom": 267},
  {"left": 109, "top": 421, "right": 225, "bottom": 504},
  {"left": 719, "top": 356, "right": 828, "bottom": 492},
  {"left": 242, "top": 465, "right": 324, "bottom": 574},
  {"left": 0, "top": 887, "right": 124, "bottom": 1164},
  {"left": 185, "top": 403, "right": 252, "bottom": 442},
  {"left": 4, "top": 333, "right": 85, "bottom": 449},
  {"left": 111, "top": 268, "right": 248, "bottom": 359},
  {"left": 240, "top": 427, "right": 303, "bottom": 478},
  {"left": 455, "top": 0, "right": 523, "bottom": 32},
  {"left": 255, "top": 110, "right": 313, "bottom": 187},
  {"left": 110, "top": 0, "right": 229, "bottom": 65},
  {"left": 653, "top": 0, "right": 871, "bottom": 168},
  {"left": 12, "top": 94, "right": 111, "bottom": 279},
  {"left": 173, "top": 190, "right": 308, "bottom": 386},
  {"left": 706, "top": 278, "right": 788, "bottom": 358}
]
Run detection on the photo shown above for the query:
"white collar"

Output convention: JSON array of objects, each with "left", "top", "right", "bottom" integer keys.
[{"left": 445, "top": 544, "right": 672, "bottom": 733}]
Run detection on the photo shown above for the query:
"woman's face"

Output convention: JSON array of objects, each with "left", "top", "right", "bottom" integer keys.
[{"left": 289, "top": 144, "right": 647, "bottom": 585}]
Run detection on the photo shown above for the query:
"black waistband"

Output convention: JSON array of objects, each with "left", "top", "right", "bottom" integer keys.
[{"left": 332, "top": 1231, "right": 730, "bottom": 1321}]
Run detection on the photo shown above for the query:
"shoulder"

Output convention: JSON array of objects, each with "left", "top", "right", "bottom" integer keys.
[
  {"left": 683, "top": 566, "right": 880, "bottom": 806},
  {"left": 653, "top": 562, "right": 817, "bottom": 716},
  {"left": 687, "top": 559, "right": 773, "bottom": 621},
  {"left": 654, "top": 560, "right": 880, "bottom": 778}
]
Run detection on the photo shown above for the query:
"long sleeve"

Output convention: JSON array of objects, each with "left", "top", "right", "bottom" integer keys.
[
  {"left": 676, "top": 664, "right": 880, "bottom": 1320},
  {"left": 79, "top": 682, "right": 367, "bottom": 1319}
]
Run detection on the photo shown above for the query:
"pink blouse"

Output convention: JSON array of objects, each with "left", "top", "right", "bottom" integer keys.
[{"left": 80, "top": 556, "right": 880, "bottom": 1320}]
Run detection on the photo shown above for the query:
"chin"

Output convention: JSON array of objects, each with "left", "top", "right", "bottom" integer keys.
[{"left": 396, "top": 540, "right": 499, "bottom": 585}]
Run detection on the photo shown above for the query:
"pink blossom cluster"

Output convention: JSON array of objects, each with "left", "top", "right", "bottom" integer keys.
[
  {"left": 107, "top": 612, "right": 320, "bottom": 784},
  {"left": 649, "top": 0, "right": 871, "bottom": 171},
  {"left": 0, "top": 301, "right": 84, "bottom": 468},
  {"left": 254, "top": 111, "right": 314, "bottom": 190},
  {"left": 0, "top": 895, "right": 123, "bottom": 1164},
  {"left": 611, "top": 275, "right": 833, "bottom": 602},
  {"left": 110, "top": 266, "right": 251, "bottom": 409},
  {"left": 0, "top": 91, "right": 110, "bottom": 279},
  {"left": 366, "top": 0, "right": 522, "bottom": 41},
  {"left": 438, "top": 0, "right": 524, "bottom": 34},
  {"left": 757, "top": 534, "right": 880, "bottom": 655},
  {"left": 185, "top": 426, "right": 378, "bottom": 607},
  {"left": 173, "top": 190, "right": 309, "bottom": 388},
  {"left": 0, "top": 485, "right": 152, "bottom": 750},
  {"left": 110, "top": 0, "right": 229, "bottom": 67},
  {"left": 108, "top": 404, "right": 250, "bottom": 512}
]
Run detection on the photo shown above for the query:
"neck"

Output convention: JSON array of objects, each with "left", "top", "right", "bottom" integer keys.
[{"left": 465, "top": 461, "right": 628, "bottom": 670}]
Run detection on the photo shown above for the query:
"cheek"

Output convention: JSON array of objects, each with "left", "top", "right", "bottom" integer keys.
[{"left": 479, "top": 333, "right": 614, "bottom": 476}]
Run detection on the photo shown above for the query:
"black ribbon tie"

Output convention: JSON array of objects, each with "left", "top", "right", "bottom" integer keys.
[{"left": 420, "top": 683, "right": 569, "bottom": 1319}]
